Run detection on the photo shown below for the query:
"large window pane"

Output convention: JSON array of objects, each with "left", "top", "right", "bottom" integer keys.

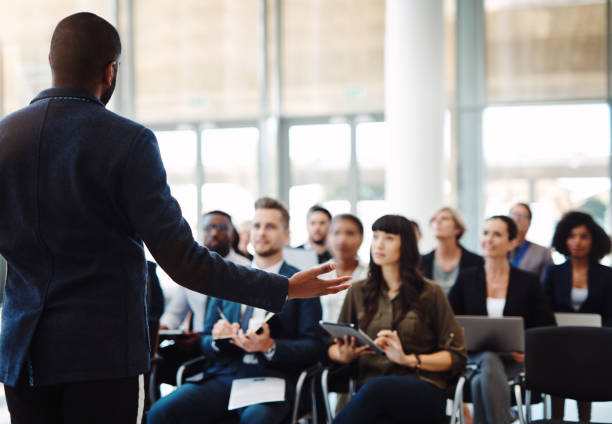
[
  {"left": 134, "top": 1, "right": 259, "bottom": 123},
  {"left": 483, "top": 104, "right": 610, "bottom": 249},
  {"left": 282, "top": 0, "right": 384, "bottom": 116},
  {"left": 289, "top": 123, "right": 350, "bottom": 245},
  {"left": 154, "top": 130, "right": 198, "bottom": 230},
  {"left": 485, "top": 0, "right": 607, "bottom": 102},
  {"left": 201, "top": 127, "right": 258, "bottom": 225},
  {"left": 0, "top": 2, "right": 115, "bottom": 116}
]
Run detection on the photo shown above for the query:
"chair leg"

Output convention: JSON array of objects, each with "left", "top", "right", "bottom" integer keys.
[
  {"left": 513, "top": 383, "right": 526, "bottom": 424},
  {"left": 450, "top": 376, "right": 465, "bottom": 424},
  {"left": 320, "top": 368, "right": 333, "bottom": 424},
  {"left": 525, "top": 389, "right": 531, "bottom": 423},
  {"left": 309, "top": 376, "right": 318, "bottom": 424},
  {"left": 291, "top": 370, "right": 308, "bottom": 424}
]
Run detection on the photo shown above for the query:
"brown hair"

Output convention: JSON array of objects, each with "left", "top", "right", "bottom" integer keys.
[
  {"left": 254, "top": 197, "right": 290, "bottom": 229},
  {"left": 359, "top": 215, "right": 427, "bottom": 331}
]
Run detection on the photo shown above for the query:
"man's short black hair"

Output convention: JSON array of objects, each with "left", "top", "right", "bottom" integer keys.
[
  {"left": 307, "top": 205, "right": 331, "bottom": 221},
  {"left": 203, "top": 210, "right": 233, "bottom": 222},
  {"left": 50, "top": 12, "right": 121, "bottom": 84},
  {"left": 552, "top": 211, "right": 611, "bottom": 262}
]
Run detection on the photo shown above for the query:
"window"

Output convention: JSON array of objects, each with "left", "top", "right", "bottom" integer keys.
[{"left": 483, "top": 103, "right": 610, "bottom": 248}]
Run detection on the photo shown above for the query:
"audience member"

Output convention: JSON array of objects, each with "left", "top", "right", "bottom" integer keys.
[
  {"left": 236, "top": 220, "right": 253, "bottom": 261},
  {"left": 448, "top": 215, "right": 556, "bottom": 424},
  {"left": 148, "top": 198, "right": 324, "bottom": 424},
  {"left": 297, "top": 205, "right": 332, "bottom": 263},
  {"left": 319, "top": 214, "right": 369, "bottom": 322},
  {"left": 156, "top": 211, "right": 251, "bottom": 386},
  {"left": 508, "top": 202, "right": 553, "bottom": 280},
  {"left": 543, "top": 210, "right": 612, "bottom": 422},
  {"left": 328, "top": 215, "right": 466, "bottom": 424},
  {"left": 421, "top": 207, "right": 483, "bottom": 294}
]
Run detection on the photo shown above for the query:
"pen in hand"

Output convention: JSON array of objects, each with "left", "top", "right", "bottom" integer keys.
[{"left": 217, "top": 307, "right": 230, "bottom": 322}]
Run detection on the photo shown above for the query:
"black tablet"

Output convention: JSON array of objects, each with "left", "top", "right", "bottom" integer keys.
[{"left": 319, "top": 321, "right": 385, "bottom": 355}]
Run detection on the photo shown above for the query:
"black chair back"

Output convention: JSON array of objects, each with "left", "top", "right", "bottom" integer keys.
[{"left": 525, "top": 326, "right": 612, "bottom": 402}]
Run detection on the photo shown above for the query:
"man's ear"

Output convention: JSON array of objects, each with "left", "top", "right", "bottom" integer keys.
[{"left": 103, "top": 61, "right": 116, "bottom": 87}]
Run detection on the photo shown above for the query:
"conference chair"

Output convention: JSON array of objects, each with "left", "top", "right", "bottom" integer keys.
[
  {"left": 175, "top": 355, "right": 323, "bottom": 424},
  {"left": 524, "top": 326, "right": 612, "bottom": 424}
]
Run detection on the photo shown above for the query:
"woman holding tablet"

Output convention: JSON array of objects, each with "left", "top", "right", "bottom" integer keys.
[
  {"left": 448, "top": 215, "right": 555, "bottom": 424},
  {"left": 328, "top": 214, "right": 467, "bottom": 424}
]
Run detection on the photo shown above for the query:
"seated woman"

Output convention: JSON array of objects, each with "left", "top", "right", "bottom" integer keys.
[
  {"left": 448, "top": 215, "right": 556, "bottom": 424},
  {"left": 320, "top": 214, "right": 369, "bottom": 322},
  {"left": 328, "top": 214, "right": 466, "bottom": 424},
  {"left": 421, "top": 207, "right": 483, "bottom": 294},
  {"left": 543, "top": 211, "right": 612, "bottom": 421}
]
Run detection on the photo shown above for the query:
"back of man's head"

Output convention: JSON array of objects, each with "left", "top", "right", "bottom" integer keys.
[{"left": 50, "top": 12, "right": 121, "bottom": 85}]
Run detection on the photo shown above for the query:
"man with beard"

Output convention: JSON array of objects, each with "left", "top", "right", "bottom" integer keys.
[
  {"left": 297, "top": 205, "right": 332, "bottom": 263},
  {"left": 0, "top": 13, "right": 349, "bottom": 423},
  {"left": 156, "top": 211, "right": 251, "bottom": 386},
  {"left": 148, "top": 197, "right": 324, "bottom": 424}
]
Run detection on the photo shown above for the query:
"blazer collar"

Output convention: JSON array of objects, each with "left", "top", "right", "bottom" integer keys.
[{"left": 31, "top": 87, "right": 105, "bottom": 107}]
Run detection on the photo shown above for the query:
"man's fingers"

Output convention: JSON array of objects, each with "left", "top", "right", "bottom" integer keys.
[
  {"left": 323, "top": 282, "right": 352, "bottom": 295},
  {"left": 307, "top": 262, "right": 337, "bottom": 277}
]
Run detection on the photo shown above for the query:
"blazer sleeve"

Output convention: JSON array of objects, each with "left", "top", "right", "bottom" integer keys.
[
  {"left": 601, "top": 267, "right": 612, "bottom": 327},
  {"left": 269, "top": 298, "right": 324, "bottom": 366},
  {"left": 526, "top": 274, "right": 557, "bottom": 328},
  {"left": 431, "top": 285, "right": 467, "bottom": 377},
  {"left": 447, "top": 272, "right": 466, "bottom": 315},
  {"left": 120, "top": 129, "right": 288, "bottom": 312}
]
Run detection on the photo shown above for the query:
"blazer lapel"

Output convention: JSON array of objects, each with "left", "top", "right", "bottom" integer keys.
[
  {"left": 581, "top": 264, "right": 603, "bottom": 312},
  {"left": 559, "top": 261, "right": 573, "bottom": 309}
]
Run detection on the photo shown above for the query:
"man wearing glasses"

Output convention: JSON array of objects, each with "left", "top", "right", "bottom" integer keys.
[{"left": 157, "top": 211, "right": 251, "bottom": 386}]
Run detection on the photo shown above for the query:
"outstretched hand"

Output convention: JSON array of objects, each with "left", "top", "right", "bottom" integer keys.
[{"left": 287, "top": 262, "right": 351, "bottom": 299}]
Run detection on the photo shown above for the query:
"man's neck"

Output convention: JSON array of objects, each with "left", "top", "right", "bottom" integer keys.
[
  {"left": 308, "top": 239, "right": 327, "bottom": 255},
  {"left": 517, "top": 234, "right": 527, "bottom": 246},
  {"left": 253, "top": 253, "right": 284, "bottom": 270}
]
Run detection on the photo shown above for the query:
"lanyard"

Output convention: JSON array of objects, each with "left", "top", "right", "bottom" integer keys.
[{"left": 511, "top": 241, "right": 530, "bottom": 267}]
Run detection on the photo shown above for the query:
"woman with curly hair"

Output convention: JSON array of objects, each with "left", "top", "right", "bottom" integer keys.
[
  {"left": 328, "top": 215, "right": 466, "bottom": 424},
  {"left": 543, "top": 211, "right": 612, "bottom": 421}
]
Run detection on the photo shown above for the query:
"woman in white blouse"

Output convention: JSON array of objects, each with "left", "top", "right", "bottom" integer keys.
[{"left": 448, "top": 215, "right": 555, "bottom": 424}]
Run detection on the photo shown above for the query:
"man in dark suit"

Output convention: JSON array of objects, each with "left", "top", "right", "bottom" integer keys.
[
  {"left": 148, "top": 198, "right": 324, "bottom": 424},
  {"left": 0, "top": 13, "right": 347, "bottom": 424}
]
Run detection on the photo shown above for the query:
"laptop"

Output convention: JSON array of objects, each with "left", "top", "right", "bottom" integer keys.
[
  {"left": 455, "top": 315, "right": 525, "bottom": 353},
  {"left": 554, "top": 312, "right": 601, "bottom": 327}
]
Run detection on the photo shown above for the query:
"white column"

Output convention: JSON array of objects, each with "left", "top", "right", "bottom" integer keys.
[{"left": 385, "top": 0, "right": 445, "bottom": 251}]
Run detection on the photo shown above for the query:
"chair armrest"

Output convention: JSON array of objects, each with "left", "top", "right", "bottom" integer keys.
[{"left": 176, "top": 355, "right": 208, "bottom": 387}]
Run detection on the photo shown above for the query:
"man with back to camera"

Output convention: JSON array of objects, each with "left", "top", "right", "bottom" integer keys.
[
  {"left": 0, "top": 12, "right": 349, "bottom": 423},
  {"left": 156, "top": 210, "right": 251, "bottom": 386},
  {"left": 148, "top": 197, "right": 324, "bottom": 424},
  {"left": 297, "top": 205, "right": 332, "bottom": 263},
  {"left": 509, "top": 202, "right": 553, "bottom": 280}
]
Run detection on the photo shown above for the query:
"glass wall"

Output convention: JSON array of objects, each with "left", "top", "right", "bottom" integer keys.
[{"left": 483, "top": 103, "right": 611, "bottom": 249}]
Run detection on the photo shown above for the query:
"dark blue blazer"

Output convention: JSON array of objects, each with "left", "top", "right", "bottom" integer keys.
[
  {"left": 421, "top": 245, "right": 484, "bottom": 281},
  {"left": 201, "top": 262, "right": 324, "bottom": 386},
  {"left": 448, "top": 266, "right": 556, "bottom": 329},
  {"left": 0, "top": 87, "right": 288, "bottom": 387},
  {"left": 542, "top": 261, "right": 612, "bottom": 327}
]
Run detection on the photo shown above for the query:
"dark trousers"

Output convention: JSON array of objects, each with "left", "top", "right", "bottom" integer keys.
[
  {"left": 333, "top": 375, "right": 446, "bottom": 424},
  {"left": 4, "top": 369, "right": 144, "bottom": 424},
  {"left": 147, "top": 374, "right": 290, "bottom": 424}
]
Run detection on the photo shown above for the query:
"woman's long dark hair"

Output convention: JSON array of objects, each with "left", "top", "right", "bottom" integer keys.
[{"left": 359, "top": 215, "right": 427, "bottom": 330}]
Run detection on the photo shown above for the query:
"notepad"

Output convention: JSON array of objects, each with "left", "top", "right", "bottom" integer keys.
[{"left": 227, "top": 377, "right": 285, "bottom": 410}]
